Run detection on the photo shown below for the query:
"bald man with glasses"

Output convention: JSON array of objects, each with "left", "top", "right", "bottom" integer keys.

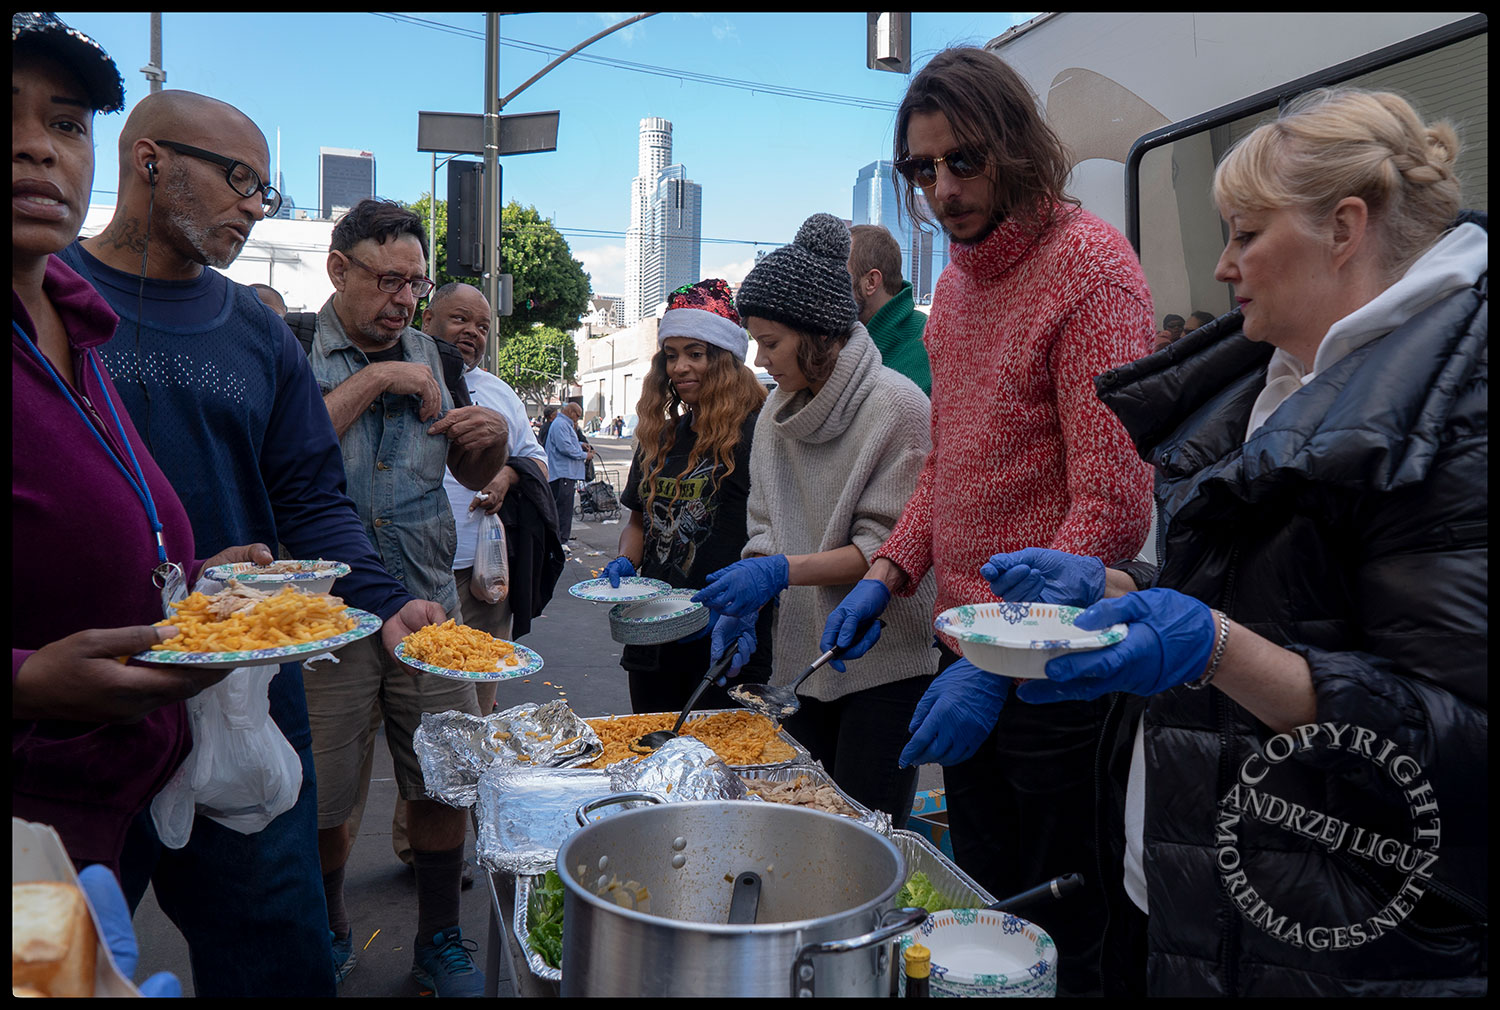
[{"left": 59, "top": 90, "right": 451, "bottom": 997}]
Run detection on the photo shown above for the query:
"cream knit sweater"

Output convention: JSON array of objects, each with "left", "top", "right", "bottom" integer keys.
[{"left": 743, "top": 323, "right": 937, "bottom": 701}]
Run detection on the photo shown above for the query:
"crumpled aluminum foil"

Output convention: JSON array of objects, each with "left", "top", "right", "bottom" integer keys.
[
  {"left": 606, "top": 735, "right": 750, "bottom": 801},
  {"left": 475, "top": 737, "right": 754, "bottom": 876},
  {"left": 415, "top": 700, "right": 602, "bottom": 808}
]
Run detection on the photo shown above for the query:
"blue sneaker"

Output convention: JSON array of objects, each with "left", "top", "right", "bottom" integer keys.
[
  {"left": 411, "top": 926, "right": 484, "bottom": 997},
  {"left": 332, "top": 930, "right": 358, "bottom": 984}
]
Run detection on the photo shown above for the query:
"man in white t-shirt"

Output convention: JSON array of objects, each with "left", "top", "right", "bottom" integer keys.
[{"left": 422, "top": 282, "right": 548, "bottom": 714}]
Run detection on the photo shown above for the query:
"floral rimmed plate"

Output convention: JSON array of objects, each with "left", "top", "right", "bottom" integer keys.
[
  {"left": 934, "top": 601, "right": 1127, "bottom": 679},
  {"left": 568, "top": 576, "right": 671, "bottom": 604},
  {"left": 607, "top": 590, "right": 710, "bottom": 645},
  {"left": 203, "top": 559, "right": 350, "bottom": 594},
  {"left": 135, "top": 607, "right": 382, "bottom": 669},
  {"left": 898, "top": 908, "right": 1057, "bottom": 997},
  {"left": 395, "top": 640, "right": 544, "bottom": 682}
]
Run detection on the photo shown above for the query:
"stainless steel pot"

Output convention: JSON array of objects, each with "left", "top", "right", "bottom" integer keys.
[{"left": 557, "top": 794, "right": 924, "bottom": 997}]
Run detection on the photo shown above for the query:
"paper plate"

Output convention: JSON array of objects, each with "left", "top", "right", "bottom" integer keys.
[
  {"left": 136, "top": 607, "right": 381, "bottom": 669},
  {"left": 203, "top": 559, "right": 350, "bottom": 595},
  {"left": 608, "top": 590, "right": 710, "bottom": 645},
  {"left": 898, "top": 908, "right": 1057, "bottom": 997},
  {"left": 568, "top": 576, "right": 671, "bottom": 604},
  {"left": 395, "top": 640, "right": 544, "bottom": 682},
  {"left": 934, "top": 601, "right": 1127, "bottom": 679}
]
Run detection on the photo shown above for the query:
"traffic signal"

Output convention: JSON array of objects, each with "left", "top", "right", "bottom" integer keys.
[{"left": 447, "top": 160, "right": 485, "bottom": 276}]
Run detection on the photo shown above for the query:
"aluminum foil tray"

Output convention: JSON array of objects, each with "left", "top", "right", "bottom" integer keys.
[
  {"left": 889, "top": 828, "right": 997, "bottom": 911},
  {"left": 580, "top": 708, "right": 813, "bottom": 771},
  {"left": 514, "top": 874, "right": 564, "bottom": 983},
  {"left": 736, "top": 763, "right": 892, "bottom": 835}
]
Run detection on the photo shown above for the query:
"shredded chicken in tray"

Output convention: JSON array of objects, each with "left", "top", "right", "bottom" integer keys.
[
  {"left": 739, "top": 774, "right": 860, "bottom": 818},
  {"left": 201, "top": 581, "right": 341, "bottom": 619}
]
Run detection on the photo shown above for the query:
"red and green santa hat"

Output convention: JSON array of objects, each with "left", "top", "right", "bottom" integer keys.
[{"left": 658, "top": 278, "right": 748, "bottom": 360}]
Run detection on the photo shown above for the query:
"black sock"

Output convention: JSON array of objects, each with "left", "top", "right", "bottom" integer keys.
[
  {"left": 412, "top": 844, "right": 465, "bottom": 941},
  {"left": 323, "top": 864, "right": 349, "bottom": 941}
]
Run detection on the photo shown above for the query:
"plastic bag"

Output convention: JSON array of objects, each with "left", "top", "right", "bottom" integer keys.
[
  {"left": 472, "top": 510, "right": 510, "bottom": 604},
  {"left": 150, "top": 662, "right": 303, "bottom": 849}
]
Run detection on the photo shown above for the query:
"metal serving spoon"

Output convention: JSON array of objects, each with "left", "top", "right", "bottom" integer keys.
[
  {"left": 728, "top": 635, "right": 860, "bottom": 721},
  {"left": 631, "top": 650, "right": 739, "bottom": 752}
]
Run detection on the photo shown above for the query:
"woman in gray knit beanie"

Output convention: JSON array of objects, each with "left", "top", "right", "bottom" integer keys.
[{"left": 692, "top": 213, "right": 938, "bottom": 826}]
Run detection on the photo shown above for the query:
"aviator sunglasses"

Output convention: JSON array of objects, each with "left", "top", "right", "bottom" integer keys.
[{"left": 893, "top": 149, "right": 986, "bottom": 188}]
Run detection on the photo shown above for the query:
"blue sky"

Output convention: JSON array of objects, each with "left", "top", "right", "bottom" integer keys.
[{"left": 56, "top": 12, "right": 1037, "bottom": 295}]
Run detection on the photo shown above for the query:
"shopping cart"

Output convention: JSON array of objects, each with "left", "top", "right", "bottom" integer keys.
[{"left": 578, "top": 465, "right": 621, "bottom": 521}]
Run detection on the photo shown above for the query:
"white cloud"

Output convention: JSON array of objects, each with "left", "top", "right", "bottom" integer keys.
[
  {"left": 702, "top": 254, "right": 759, "bottom": 286},
  {"left": 576, "top": 244, "right": 628, "bottom": 297}
]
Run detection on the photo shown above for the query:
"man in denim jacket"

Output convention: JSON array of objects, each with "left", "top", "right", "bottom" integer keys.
[{"left": 307, "top": 199, "right": 508, "bottom": 996}]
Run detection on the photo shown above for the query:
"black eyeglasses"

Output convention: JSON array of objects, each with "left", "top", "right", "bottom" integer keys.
[
  {"left": 893, "top": 149, "right": 986, "bottom": 188},
  {"left": 342, "top": 251, "right": 435, "bottom": 298},
  {"left": 154, "top": 139, "right": 282, "bottom": 216}
]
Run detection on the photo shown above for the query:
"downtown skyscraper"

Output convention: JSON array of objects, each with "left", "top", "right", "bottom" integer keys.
[
  {"left": 625, "top": 118, "right": 702, "bottom": 325},
  {"left": 852, "top": 161, "right": 947, "bottom": 303}
]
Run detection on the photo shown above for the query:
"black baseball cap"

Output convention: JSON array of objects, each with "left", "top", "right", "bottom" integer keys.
[{"left": 12, "top": 12, "right": 126, "bottom": 114}]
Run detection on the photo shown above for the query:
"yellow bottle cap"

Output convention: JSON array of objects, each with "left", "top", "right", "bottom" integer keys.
[{"left": 903, "top": 943, "right": 931, "bottom": 979}]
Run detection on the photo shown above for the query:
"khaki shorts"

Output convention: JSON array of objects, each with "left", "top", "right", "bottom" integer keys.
[{"left": 305, "top": 607, "right": 481, "bottom": 829}]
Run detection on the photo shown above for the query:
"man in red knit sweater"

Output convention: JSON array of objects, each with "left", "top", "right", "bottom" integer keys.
[{"left": 821, "top": 48, "right": 1154, "bottom": 995}]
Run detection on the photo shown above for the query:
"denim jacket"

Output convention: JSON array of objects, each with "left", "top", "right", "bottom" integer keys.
[{"left": 308, "top": 297, "right": 458, "bottom": 612}]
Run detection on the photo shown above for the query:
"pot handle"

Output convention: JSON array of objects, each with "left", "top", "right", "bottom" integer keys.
[
  {"left": 789, "top": 906, "right": 928, "bottom": 998},
  {"left": 574, "top": 790, "right": 665, "bottom": 826}
]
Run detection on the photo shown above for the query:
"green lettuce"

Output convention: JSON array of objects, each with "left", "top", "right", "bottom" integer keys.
[
  {"left": 896, "top": 870, "right": 977, "bottom": 913},
  {"left": 527, "top": 870, "right": 566, "bottom": 968}
]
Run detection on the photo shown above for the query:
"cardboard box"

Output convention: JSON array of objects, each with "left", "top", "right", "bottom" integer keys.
[
  {"left": 12, "top": 818, "right": 141, "bottom": 997},
  {"left": 907, "top": 789, "right": 954, "bottom": 860}
]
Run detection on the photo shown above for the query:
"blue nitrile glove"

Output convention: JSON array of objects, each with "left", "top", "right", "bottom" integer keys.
[
  {"left": 980, "top": 548, "right": 1106, "bottom": 606},
  {"left": 678, "top": 607, "right": 718, "bottom": 643},
  {"left": 691, "top": 555, "right": 790, "bottom": 619},
  {"left": 709, "top": 612, "right": 757, "bottom": 685},
  {"left": 78, "top": 864, "right": 182, "bottom": 998},
  {"left": 899, "top": 659, "right": 1008, "bottom": 768},
  {"left": 819, "top": 579, "right": 892, "bottom": 672},
  {"left": 603, "top": 555, "right": 636, "bottom": 588},
  {"left": 1019, "top": 588, "right": 1216, "bottom": 704}
]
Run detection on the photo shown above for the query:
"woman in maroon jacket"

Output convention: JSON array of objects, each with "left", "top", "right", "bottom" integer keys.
[{"left": 12, "top": 13, "right": 269, "bottom": 874}]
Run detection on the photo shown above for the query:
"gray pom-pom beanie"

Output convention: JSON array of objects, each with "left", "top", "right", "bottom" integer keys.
[{"left": 735, "top": 213, "right": 859, "bottom": 338}]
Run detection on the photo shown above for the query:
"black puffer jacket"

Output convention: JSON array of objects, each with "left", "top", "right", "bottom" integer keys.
[{"left": 1092, "top": 232, "right": 1487, "bottom": 995}]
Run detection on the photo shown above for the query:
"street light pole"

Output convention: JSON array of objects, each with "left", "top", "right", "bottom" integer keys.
[{"left": 482, "top": 13, "right": 502, "bottom": 375}]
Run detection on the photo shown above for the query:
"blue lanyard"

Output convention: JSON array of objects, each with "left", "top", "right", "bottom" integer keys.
[{"left": 14, "top": 318, "right": 171, "bottom": 567}]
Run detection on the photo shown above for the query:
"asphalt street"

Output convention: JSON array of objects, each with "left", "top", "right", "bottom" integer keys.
[{"left": 129, "top": 432, "right": 939, "bottom": 997}]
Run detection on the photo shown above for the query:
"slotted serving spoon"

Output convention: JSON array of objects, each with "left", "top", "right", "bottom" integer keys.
[
  {"left": 729, "top": 620, "right": 882, "bottom": 720},
  {"left": 631, "top": 650, "right": 738, "bottom": 753}
]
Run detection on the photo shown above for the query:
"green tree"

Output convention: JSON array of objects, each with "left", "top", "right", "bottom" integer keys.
[
  {"left": 407, "top": 195, "right": 591, "bottom": 343},
  {"left": 493, "top": 324, "right": 579, "bottom": 410}
]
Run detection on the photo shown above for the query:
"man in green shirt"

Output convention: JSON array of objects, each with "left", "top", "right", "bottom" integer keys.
[{"left": 848, "top": 224, "right": 933, "bottom": 394}]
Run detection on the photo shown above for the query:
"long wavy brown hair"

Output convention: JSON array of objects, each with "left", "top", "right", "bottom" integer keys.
[
  {"left": 633, "top": 343, "right": 766, "bottom": 516},
  {"left": 895, "top": 47, "right": 1078, "bottom": 238}
]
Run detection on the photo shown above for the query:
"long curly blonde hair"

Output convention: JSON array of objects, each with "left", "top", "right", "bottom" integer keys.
[{"left": 633, "top": 344, "right": 766, "bottom": 516}]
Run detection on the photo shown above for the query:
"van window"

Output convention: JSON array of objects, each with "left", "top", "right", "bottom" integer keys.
[{"left": 1134, "top": 32, "right": 1487, "bottom": 329}]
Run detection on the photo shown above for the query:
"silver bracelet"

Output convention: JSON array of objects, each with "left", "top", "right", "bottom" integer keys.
[{"left": 1185, "top": 609, "right": 1230, "bottom": 690}]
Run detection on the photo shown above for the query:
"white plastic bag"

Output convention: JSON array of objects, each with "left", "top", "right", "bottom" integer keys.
[
  {"left": 150, "top": 662, "right": 302, "bottom": 849},
  {"left": 471, "top": 510, "right": 510, "bottom": 604}
]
